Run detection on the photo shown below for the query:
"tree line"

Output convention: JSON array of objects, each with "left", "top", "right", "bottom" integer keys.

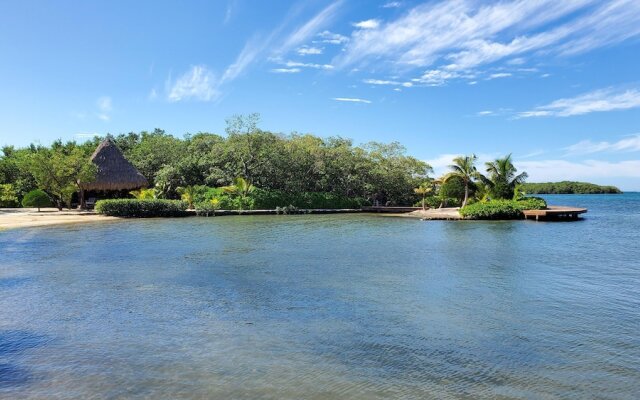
[{"left": 0, "top": 114, "right": 431, "bottom": 208}]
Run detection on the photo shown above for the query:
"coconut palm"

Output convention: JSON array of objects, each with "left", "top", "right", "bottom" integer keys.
[
  {"left": 129, "top": 188, "right": 157, "bottom": 200},
  {"left": 483, "top": 154, "right": 528, "bottom": 199},
  {"left": 443, "top": 154, "right": 479, "bottom": 207},
  {"left": 414, "top": 181, "right": 434, "bottom": 210},
  {"left": 177, "top": 185, "right": 196, "bottom": 209},
  {"left": 222, "top": 176, "right": 255, "bottom": 198}
]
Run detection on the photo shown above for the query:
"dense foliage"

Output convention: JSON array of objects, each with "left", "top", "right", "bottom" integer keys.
[
  {"left": 460, "top": 197, "right": 547, "bottom": 220},
  {"left": 0, "top": 114, "right": 432, "bottom": 208},
  {"left": 21, "top": 189, "right": 52, "bottom": 211},
  {"left": 95, "top": 199, "right": 188, "bottom": 217},
  {"left": 521, "top": 181, "right": 622, "bottom": 194},
  {"left": 0, "top": 183, "right": 19, "bottom": 207}
]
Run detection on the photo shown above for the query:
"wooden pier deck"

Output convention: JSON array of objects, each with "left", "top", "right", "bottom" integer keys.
[{"left": 523, "top": 206, "right": 587, "bottom": 221}]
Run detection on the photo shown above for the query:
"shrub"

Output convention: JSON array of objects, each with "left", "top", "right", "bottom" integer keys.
[
  {"left": 460, "top": 199, "right": 524, "bottom": 220},
  {"left": 517, "top": 196, "right": 547, "bottom": 210},
  {"left": 460, "top": 197, "right": 548, "bottom": 220},
  {"left": 21, "top": 189, "right": 51, "bottom": 211},
  {"left": 1, "top": 183, "right": 20, "bottom": 208},
  {"left": 194, "top": 198, "right": 221, "bottom": 217},
  {"left": 95, "top": 199, "right": 188, "bottom": 217}
]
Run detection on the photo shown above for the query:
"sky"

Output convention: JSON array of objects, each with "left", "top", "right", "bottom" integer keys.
[{"left": 1, "top": 0, "right": 639, "bottom": 190}]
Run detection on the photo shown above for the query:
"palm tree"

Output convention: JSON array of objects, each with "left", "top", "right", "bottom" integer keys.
[
  {"left": 414, "top": 181, "right": 433, "bottom": 210},
  {"left": 222, "top": 177, "right": 255, "bottom": 198},
  {"left": 443, "top": 154, "right": 479, "bottom": 207},
  {"left": 177, "top": 186, "right": 196, "bottom": 209},
  {"left": 129, "top": 188, "right": 157, "bottom": 200},
  {"left": 483, "top": 154, "right": 528, "bottom": 199}
]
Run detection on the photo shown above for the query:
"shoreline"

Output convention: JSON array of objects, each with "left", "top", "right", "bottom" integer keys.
[{"left": 0, "top": 208, "right": 120, "bottom": 231}]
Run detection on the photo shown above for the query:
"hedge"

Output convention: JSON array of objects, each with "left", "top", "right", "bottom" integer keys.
[
  {"left": 95, "top": 199, "right": 188, "bottom": 218},
  {"left": 460, "top": 197, "right": 548, "bottom": 220}
]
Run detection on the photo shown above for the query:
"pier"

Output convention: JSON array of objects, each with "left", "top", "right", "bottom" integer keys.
[{"left": 523, "top": 206, "right": 587, "bottom": 221}]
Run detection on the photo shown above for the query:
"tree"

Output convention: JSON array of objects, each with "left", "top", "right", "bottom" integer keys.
[
  {"left": 21, "top": 189, "right": 52, "bottom": 211},
  {"left": 19, "top": 142, "right": 96, "bottom": 210},
  {"left": 0, "top": 184, "right": 19, "bottom": 207},
  {"left": 222, "top": 177, "right": 255, "bottom": 209},
  {"left": 177, "top": 186, "right": 196, "bottom": 209},
  {"left": 129, "top": 188, "right": 157, "bottom": 200},
  {"left": 482, "top": 154, "right": 528, "bottom": 199},
  {"left": 414, "top": 181, "right": 434, "bottom": 210},
  {"left": 443, "top": 154, "right": 479, "bottom": 207}
]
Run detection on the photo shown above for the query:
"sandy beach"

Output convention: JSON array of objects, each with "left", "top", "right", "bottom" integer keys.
[
  {"left": 405, "top": 207, "right": 462, "bottom": 220},
  {"left": 0, "top": 208, "right": 119, "bottom": 230}
]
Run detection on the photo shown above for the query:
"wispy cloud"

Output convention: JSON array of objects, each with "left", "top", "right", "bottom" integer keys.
[
  {"left": 516, "top": 159, "right": 640, "bottom": 181},
  {"left": 353, "top": 19, "right": 380, "bottom": 29},
  {"left": 382, "top": 2, "right": 402, "bottom": 8},
  {"left": 565, "top": 134, "right": 640, "bottom": 155},
  {"left": 279, "top": 1, "right": 343, "bottom": 54},
  {"left": 96, "top": 96, "right": 112, "bottom": 121},
  {"left": 297, "top": 46, "right": 323, "bottom": 55},
  {"left": 168, "top": 65, "right": 219, "bottom": 102},
  {"left": 271, "top": 68, "right": 301, "bottom": 74},
  {"left": 285, "top": 61, "right": 334, "bottom": 70},
  {"left": 333, "top": 97, "right": 371, "bottom": 104},
  {"left": 363, "top": 79, "right": 412, "bottom": 87},
  {"left": 335, "top": 0, "right": 640, "bottom": 75},
  {"left": 487, "top": 72, "right": 512, "bottom": 79},
  {"left": 75, "top": 132, "right": 100, "bottom": 139},
  {"left": 316, "top": 30, "right": 349, "bottom": 45},
  {"left": 518, "top": 88, "right": 640, "bottom": 118}
]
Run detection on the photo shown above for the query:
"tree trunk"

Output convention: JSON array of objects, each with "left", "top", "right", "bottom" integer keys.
[
  {"left": 462, "top": 182, "right": 469, "bottom": 208},
  {"left": 422, "top": 196, "right": 425, "bottom": 210}
]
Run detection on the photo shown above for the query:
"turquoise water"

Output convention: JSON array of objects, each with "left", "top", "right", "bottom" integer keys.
[{"left": 1, "top": 194, "right": 639, "bottom": 399}]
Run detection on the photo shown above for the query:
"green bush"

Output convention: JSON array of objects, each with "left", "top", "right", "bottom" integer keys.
[
  {"left": 516, "top": 196, "right": 547, "bottom": 210},
  {"left": 95, "top": 199, "right": 188, "bottom": 217},
  {"left": 460, "top": 197, "right": 548, "bottom": 219},
  {"left": 194, "top": 201, "right": 217, "bottom": 216},
  {"left": 460, "top": 200, "right": 524, "bottom": 220},
  {"left": 20, "top": 189, "right": 51, "bottom": 210},
  {"left": 1, "top": 183, "right": 20, "bottom": 207}
]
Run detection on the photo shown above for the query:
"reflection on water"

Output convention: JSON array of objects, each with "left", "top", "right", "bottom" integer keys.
[{"left": 1, "top": 194, "right": 639, "bottom": 399}]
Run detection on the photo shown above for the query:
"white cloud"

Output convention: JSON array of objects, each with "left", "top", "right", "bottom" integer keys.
[
  {"left": 75, "top": 132, "right": 100, "bottom": 139},
  {"left": 148, "top": 88, "right": 158, "bottom": 100},
  {"left": 363, "top": 79, "right": 412, "bottom": 87},
  {"left": 297, "top": 46, "right": 323, "bottom": 55},
  {"left": 412, "top": 69, "right": 464, "bottom": 86},
  {"left": 382, "top": 2, "right": 402, "bottom": 8},
  {"left": 518, "top": 88, "right": 640, "bottom": 118},
  {"left": 333, "top": 97, "right": 371, "bottom": 104},
  {"left": 516, "top": 159, "right": 640, "bottom": 181},
  {"left": 285, "top": 61, "right": 334, "bottom": 70},
  {"left": 279, "top": 1, "right": 343, "bottom": 54},
  {"left": 353, "top": 19, "right": 380, "bottom": 29},
  {"left": 477, "top": 110, "right": 494, "bottom": 116},
  {"left": 271, "top": 68, "right": 301, "bottom": 73},
  {"left": 487, "top": 72, "right": 512, "bottom": 79},
  {"left": 168, "top": 65, "right": 219, "bottom": 102},
  {"left": 316, "top": 30, "right": 349, "bottom": 45},
  {"left": 96, "top": 96, "right": 112, "bottom": 121},
  {"left": 565, "top": 134, "right": 640, "bottom": 155},
  {"left": 335, "top": 0, "right": 640, "bottom": 73},
  {"left": 222, "top": 37, "right": 266, "bottom": 84}
]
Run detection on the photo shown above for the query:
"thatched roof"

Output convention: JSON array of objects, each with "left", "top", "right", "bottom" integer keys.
[{"left": 80, "top": 139, "right": 148, "bottom": 191}]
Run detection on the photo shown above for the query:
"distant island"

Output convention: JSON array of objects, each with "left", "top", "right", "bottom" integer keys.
[{"left": 522, "top": 181, "right": 622, "bottom": 194}]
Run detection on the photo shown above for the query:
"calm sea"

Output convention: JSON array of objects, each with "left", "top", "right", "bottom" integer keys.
[{"left": 1, "top": 194, "right": 639, "bottom": 399}]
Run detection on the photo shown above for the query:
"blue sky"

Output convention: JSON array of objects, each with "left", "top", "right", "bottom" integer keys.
[{"left": 1, "top": 0, "right": 639, "bottom": 189}]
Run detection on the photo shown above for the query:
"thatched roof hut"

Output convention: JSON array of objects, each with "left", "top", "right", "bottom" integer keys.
[{"left": 80, "top": 139, "right": 148, "bottom": 191}]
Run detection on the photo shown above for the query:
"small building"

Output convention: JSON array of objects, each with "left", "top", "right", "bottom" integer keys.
[{"left": 78, "top": 139, "right": 148, "bottom": 208}]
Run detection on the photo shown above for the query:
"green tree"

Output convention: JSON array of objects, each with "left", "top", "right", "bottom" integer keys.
[
  {"left": 129, "top": 188, "right": 157, "bottom": 200},
  {"left": 177, "top": 186, "right": 197, "bottom": 209},
  {"left": 222, "top": 177, "right": 255, "bottom": 209},
  {"left": 443, "top": 154, "right": 479, "bottom": 207},
  {"left": 0, "top": 183, "right": 19, "bottom": 207},
  {"left": 19, "top": 142, "right": 96, "bottom": 210},
  {"left": 482, "top": 154, "right": 528, "bottom": 199},
  {"left": 414, "top": 181, "right": 434, "bottom": 210},
  {"left": 21, "top": 189, "right": 52, "bottom": 211}
]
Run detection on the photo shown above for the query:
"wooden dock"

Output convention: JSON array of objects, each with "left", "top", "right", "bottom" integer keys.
[{"left": 523, "top": 206, "right": 587, "bottom": 221}]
